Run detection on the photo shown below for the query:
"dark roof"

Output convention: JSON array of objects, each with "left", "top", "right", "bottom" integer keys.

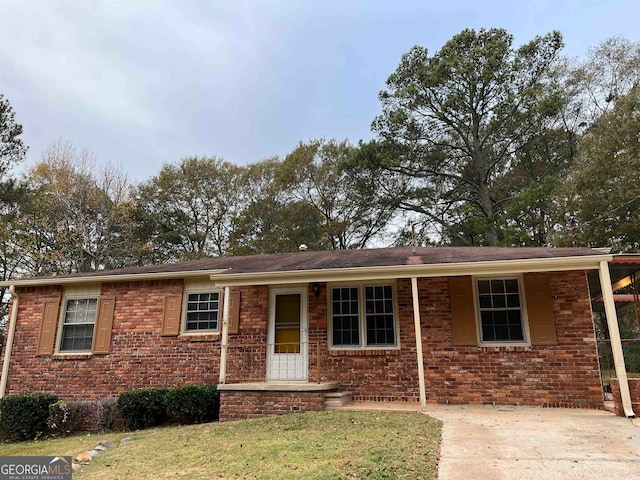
[{"left": 30, "top": 246, "right": 606, "bottom": 281}]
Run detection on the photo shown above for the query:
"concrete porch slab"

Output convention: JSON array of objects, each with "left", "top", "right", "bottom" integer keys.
[{"left": 217, "top": 382, "right": 339, "bottom": 392}]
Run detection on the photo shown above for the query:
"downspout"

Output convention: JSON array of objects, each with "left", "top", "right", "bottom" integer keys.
[
  {"left": 0, "top": 286, "right": 19, "bottom": 398},
  {"left": 218, "top": 286, "right": 231, "bottom": 385},
  {"left": 411, "top": 277, "right": 427, "bottom": 409},
  {"left": 598, "top": 260, "right": 636, "bottom": 417}
]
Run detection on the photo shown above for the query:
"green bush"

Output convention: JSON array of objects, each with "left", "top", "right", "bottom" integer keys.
[
  {"left": 0, "top": 393, "right": 58, "bottom": 441},
  {"left": 116, "top": 388, "right": 168, "bottom": 430},
  {"left": 165, "top": 384, "right": 219, "bottom": 423}
]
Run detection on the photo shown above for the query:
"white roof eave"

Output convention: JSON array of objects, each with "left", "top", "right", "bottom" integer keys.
[
  {"left": 0, "top": 254, "right": 612, "bottom": 289},
  {"left": 210, "top": 254, "right": 612, "bottom": 287}
]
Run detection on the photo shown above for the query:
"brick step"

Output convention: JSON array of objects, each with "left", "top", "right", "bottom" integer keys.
[{"left": 325, "top": 391, "right": 353, "bottom": 410}]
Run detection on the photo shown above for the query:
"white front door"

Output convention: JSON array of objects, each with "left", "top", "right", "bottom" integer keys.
[{"left": 267, "top": 286, "right": 308, "bottom": 381}]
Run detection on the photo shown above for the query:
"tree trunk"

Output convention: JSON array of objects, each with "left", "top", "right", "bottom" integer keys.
[{"left": 472, "top": 143, "right": 498, "bottom": 246}]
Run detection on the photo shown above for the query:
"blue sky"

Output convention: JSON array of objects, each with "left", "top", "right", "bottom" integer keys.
[{"left": 1, "top": 0, "right": 639, "bottom": 181}]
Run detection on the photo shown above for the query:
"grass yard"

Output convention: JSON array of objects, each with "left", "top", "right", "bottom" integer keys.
[{"left": 0, "top": 411, "right": 441, "bottom": 479}]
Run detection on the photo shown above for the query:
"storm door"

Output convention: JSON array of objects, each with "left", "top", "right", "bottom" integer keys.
[{"left": 267, "top": 287, "right": 308, "bottom": 380}]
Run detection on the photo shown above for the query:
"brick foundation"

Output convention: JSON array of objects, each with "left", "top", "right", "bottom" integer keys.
[
  {"left": 610, "top": 378, "right": 640, "bottom": 416},
  {"left": 218, "top": 391, "right": 327, "bottom": 421}
]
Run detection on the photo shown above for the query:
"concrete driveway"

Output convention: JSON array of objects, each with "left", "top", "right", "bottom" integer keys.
[{"left": 423, "top": 405, "right": 640, "bottom": 479}]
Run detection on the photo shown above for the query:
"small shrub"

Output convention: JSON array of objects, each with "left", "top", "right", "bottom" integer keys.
[
  {"left": 166, "top": 384, "right": 219, "bottom": 423},
  {"left": 47, "top": 397, "right": 118, "bottom": 436},
  {"left": 0, "top": 393, "right": 58, "bottom": 441},
  {"left": 48, "top": 400, "right": 95, "bottom": 437},
  {"left": 116, "top": 388, "right": 168, "bottom": 430}
]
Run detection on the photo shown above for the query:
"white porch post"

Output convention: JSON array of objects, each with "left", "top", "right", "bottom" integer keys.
[
  {"left": 219, "top": 286, "right": 231, "bottom": 385},
  {"left": 598, "top": 260, "right": 636, "bottom": 417},
  {"left": 0, "top": 286, "right": 19, "bottom": 398},
  {"left": 411, "top": 277, "right": 427, "bottom": 409}
]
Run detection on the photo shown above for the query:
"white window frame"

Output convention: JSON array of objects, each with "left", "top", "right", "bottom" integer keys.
[
  {"left": 329, "top": 282, "right": 399, "bottom": 350},
  {"left": 56, "top": 296, "right": 99, "bottom": 353},
  {"left": 474, "top": 275, "right": 530, "bottom": 346},
  {"left": 182, "top": 289, "right": 222, "bottom": 334}
]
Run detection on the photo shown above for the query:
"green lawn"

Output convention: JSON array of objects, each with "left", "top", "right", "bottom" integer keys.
[{"left": 0, "top": 411, "right": 441, "bottom": 479}]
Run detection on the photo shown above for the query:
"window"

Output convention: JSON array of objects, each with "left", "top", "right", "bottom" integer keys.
[
  {"left": 477, "top": 278, "right": 525, "bottom": 343},
  {"left": 331, "top": 284, "right": 396, "bottom": 348},
  {"left": 184, "top": 291, "right": 220, "bottom": 332},
  {"left": 59, "top": 298, "right": 97, "bottom": 352},
  {"left": 365, "top": 286, "right": 396, "bottom": 345},
  {"left": 332, "top": 287, "right": 360, "bottom": 346}
]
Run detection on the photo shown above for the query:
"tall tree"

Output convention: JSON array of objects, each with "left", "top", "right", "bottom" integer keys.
[
  {"left": 135, "top": 156, "right": 243, "bottom": 262},
  {"left": 282, "top": 139, "right": 398, "bottom": 249},
  {"left": 23, "top": 140, "right": 139, "bottom": 274},
  {"left": 554, "top": 86, "right": 640, "bottom": 252},
  {"left": 497, "top": 126, "right": 578, "bottom": 246},
  {"left": 229, "top": 157, "right": 325, "bottom": 255},
  {"left": 0, "top": 94, "right": 27, "bottom": 181},
  {"left": 499, "top": 35, "right": 640, "bottom": 247},
  {"left": 569, "top": 36, "right": 640, "bottom": 125},
  {"left": 0, "top": 94, "right": 29, "bottom": 328},
  {"left": 356, "top": 28, "right": 566, "bottom": 245}
]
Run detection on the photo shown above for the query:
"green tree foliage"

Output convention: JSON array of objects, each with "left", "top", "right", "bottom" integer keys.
[
  {"left": 135, "top": 156, "right": 243, "bottom": 262},
  {"left": 355, "top": 28, "right": 566, "bottom": 246},
  {"left": 0, "top": 94, "right": 27, "bottom": 180},
  {"left": 502, "top": 36, "right": 640, "bottom": 247},
  {"left": 282, "top": 139, "right": 398, "bottom": 249},
  {"left": 22, "top": 140, "right": 140, "bottom": 274},
  {"left": 554, "top": 86, "right": 640, "bottom": 252},
  {"left": 0, "top": 94, "right": 28, "bottom": 328},
  {"left": 229, "top": 157, "right": 325, "bottom": 255},
  {"left": 498, "top": 127, "right": 578, "bottom": 246}
]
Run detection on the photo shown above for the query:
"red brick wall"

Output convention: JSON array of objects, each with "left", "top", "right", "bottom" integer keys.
[
  {"left": 312, "top": 272, "right": 602, "bottom": 407},
  {"left": 2, "top": 270, "right": 603, "bottom": 411},
  {"left": 224, "top": 285, "right": 269, "bottom": 383},
  {"left": 318, "top": 279, "right": 421, "bottom": 402},
  {"left": 219, "top": 390, "right": 326, "bottom": 421},
  {"left": 417, "top": 272, "right": 603, "bottom": 408},
  {"left": 2, "top": 280, "right": 222, "bottom": 400},
  {"left": 610, "top": 378, "right": 640, "bottom": 416}
]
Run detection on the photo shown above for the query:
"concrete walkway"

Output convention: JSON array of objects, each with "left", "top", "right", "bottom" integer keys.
[{"left": 341, "top": 403, "right": 640, "bottom": 479}]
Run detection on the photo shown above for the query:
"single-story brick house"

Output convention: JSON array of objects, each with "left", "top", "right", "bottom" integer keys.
[{"left": 0, "top": 247, "right": 636, "bottom": 420}]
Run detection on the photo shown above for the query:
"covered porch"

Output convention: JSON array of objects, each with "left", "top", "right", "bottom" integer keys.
[
  {"left": 588, "top": 254, "right": 640, "bottom": 416},
  {"left": 206, "top": 248, "right": 636, "bottom": 420}
]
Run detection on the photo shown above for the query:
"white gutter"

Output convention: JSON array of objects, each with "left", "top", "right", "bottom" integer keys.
[
  {"left": 411, "top": 277, "right": 427, "bottom": 409},
  {"left": 0, "top": 269, "right": 230, "bottom": 288},
  {"left": 598, "top": 260, "right": 636, "bottom": 417},
  {"left": 218, "top": 286, "right": 231, "bottom": 385},
  {"left": 1, "top": 286, "right": 19, "bottom": 398},
  {"left": 211, "top": 255, "right": 611, "bottom": 287}
]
